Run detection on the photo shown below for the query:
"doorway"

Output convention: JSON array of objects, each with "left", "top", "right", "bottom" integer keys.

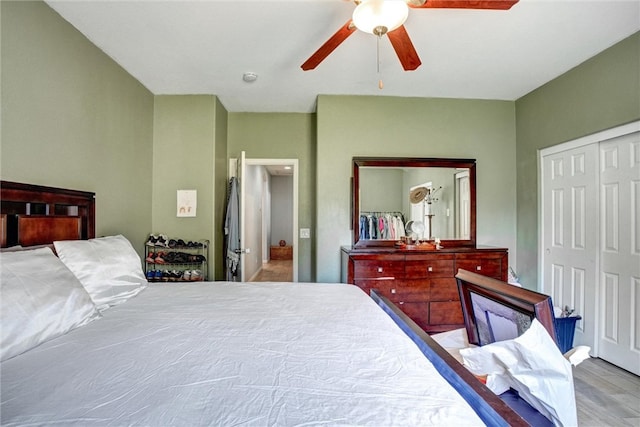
[{"left": 229, "top": 155, "right": 299, "bottom": 282}]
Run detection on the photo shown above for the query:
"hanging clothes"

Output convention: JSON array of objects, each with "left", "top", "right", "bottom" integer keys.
[
  {"left": 224, "top": 177, "right": 240, "bottom": 281},
  {"left": 359, "top": 212, "right": 406, "bottom": 240}
]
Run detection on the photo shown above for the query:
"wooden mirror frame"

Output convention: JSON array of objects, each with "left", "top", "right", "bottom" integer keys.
[{"left": 352, "top": 157, "right": 476, "bottom": 248}]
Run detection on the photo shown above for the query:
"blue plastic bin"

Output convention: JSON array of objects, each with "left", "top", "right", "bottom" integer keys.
[{"left": 554, "top": 316, "right": 582, "bottom": 354}]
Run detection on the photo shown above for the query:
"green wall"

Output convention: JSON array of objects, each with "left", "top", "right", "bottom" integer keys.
[
  {"left": 153, "top": 95, "right": 226, "bottom": 280},
  {"left": 316, "top": 96, "right": 517, "bottom": 282},
  {"left": 515, "top": 31, "right": 640, "bottom": 289},
  {"left": 4, "top": 1, "right": 637, "bottom": 288},
  {"left": 1, "top": 0, "right": 154, "bottom": 253},
  {"left": 227, "top": 113, "right": 316, "bottom": 282}
]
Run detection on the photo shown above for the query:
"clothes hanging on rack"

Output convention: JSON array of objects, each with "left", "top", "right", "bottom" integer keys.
[
  {"left": 224, "top": 177, "right": 240, "bottom": 281},
  {"left": 359, "top": 211, "right": 406, "bottom": 240}
]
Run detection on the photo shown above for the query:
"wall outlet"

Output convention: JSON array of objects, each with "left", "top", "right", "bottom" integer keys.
[{"left": 300, "top": 228, "right": 310, "bottom": 239}]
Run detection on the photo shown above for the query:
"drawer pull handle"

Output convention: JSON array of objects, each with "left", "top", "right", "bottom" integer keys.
[
  {"left": 391, "top": 289, "right": 396, "bottom": 294},
  {"left": 377, "top": 267, "right": 383, "bottom": 273},
  {"left": 399, "top": 301, "right": 404, "bottom": 305},
  {"left": 427, "top": 266, "right": 433, "bottom": 272},
  {"left": 476, "top": 266, "right": 482, "bottom": 271}
]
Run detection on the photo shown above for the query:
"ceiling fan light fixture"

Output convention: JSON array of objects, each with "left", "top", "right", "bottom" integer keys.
[{"left": 352, "top": 0, "right": 409, "bottom": 35}]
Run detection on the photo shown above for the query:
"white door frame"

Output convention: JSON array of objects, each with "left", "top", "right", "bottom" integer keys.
[
  {"left": 538, "top": 120, "right": 640, "bottom": 358},
  {"left": 229, "top": 156, "right": 299, "bottom": 282}
]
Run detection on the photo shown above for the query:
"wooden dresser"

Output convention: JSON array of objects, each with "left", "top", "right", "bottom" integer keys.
[
  {"left": 270, "top": 245, "right": 293, "bottom": 260},
  {"left": 342, "top": 246, "right": 508, "bottom": 333}
]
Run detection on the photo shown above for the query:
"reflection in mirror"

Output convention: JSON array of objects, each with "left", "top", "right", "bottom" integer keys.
[
  {"left": 470, "top": 292, "right": 533, "bottom": 345},
  {"left": 353, "top": 158, "right": 476, "bottom": 248},
  {"left": 359, "top": 167, "right": 469, "bottom": 240}
]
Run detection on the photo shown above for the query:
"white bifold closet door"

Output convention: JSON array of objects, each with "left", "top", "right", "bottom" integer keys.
[
  {"left": 598, "top": 132, "right": 640, "bottom": 374},
  {"left": 541, "top": 143, "right": 598, "bottom": 353},
  {"left": 541, "top": 125, "right": 639, "bottom": 375}
]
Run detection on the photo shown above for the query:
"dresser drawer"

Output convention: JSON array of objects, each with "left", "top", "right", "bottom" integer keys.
[
  {"left": 397, "top": 301, "right": 429, "bottom": 331},
  {"left": 354, "top": 279, "right": 398, "bottom": 302},
  {"left": 430, "top": 301, "right": 464, "bottom": 325},
  {"left": 456, "top": 254, "right": 505, "bottom": 279},
  {"left": 394, "top": 280, "right": 430, "bottom": 302},
  {"left": 429, "top": 278, "right": 459, "bottom": 301},
  {"left": 352, "top": 255, "right": 405, "bottom": 279},
  {"left": 405, "top": 254, "right": 455, "bottom": 278}
]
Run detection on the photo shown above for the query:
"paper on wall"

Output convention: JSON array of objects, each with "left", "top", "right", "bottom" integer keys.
[{"left": 177, "top": 190, "right": 197, "bottom": 217}]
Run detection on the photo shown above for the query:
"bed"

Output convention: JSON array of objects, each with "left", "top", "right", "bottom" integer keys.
[{"left": 1, "top": 181, "right": 572, "bottom": 426}]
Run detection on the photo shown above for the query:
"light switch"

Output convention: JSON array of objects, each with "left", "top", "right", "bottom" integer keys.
[{"left": 300, "top": 228, "right": 310, "bottom": 238}]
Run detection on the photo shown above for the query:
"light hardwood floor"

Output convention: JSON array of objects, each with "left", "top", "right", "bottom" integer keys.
[
  {"left": 574, "top": 357, "right": 640, "bottom": 426},
  {"left": 250, "top": 260, "right": 293, "bottom": 282},
  {"left": 250, "top": 262, "right": 639, "bottom": 425}
]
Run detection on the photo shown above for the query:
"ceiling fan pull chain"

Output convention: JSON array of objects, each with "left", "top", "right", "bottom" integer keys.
[{"left": 377, "top": 34, "right": 384, "bottom": 90}]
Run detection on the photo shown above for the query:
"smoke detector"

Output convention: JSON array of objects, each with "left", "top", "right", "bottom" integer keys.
[{"left": 242, "top": 72, "right": 258, "bottom": 83}]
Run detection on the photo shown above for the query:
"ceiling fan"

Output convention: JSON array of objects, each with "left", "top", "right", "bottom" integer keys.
[{"left": 301, "top": 0, "right": 519, "bottom": 71}]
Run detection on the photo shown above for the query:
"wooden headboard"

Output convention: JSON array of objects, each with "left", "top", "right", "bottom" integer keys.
[{"left": 0, "top": 181, "right": 95, "bottom": 248}]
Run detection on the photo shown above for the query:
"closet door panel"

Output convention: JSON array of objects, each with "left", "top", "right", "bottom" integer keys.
[
  {"left": 541, "top": 144, "right": 598, "bottom": 350},
  {"left": 598, "top": 132, "right": 640, "bottom": 375}
]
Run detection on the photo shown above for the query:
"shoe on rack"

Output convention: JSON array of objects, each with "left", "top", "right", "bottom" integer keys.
[
  {"left": 154, "top": 270, "right": 162, "bottom": 281},
  {"left": 154, "top": 252, "right": 166, "bottom": 264},
  {"left": 162, "top": 252, "right": 175, "bottom": 263},
  {"left": 182, "top": 270, "right": 192, "bottom": 281},
  {"left": 171, "top": 270, "right": 182, "bottom": 281},
  {"left": 156, "top": 234, "right": 169, "bottom": 247},
  {"left": 168, "top": 239, "right": 178, "bottom": 248},
  {"left": 146, "top": 234, "right": 159, "bottom": 246},
  {"left": 145, "top": 252, "right": 157, "bottom": 264},
  {"left": 146, "top": 270, "right": 155, "bottom": 281},
  {"left": 171, "top": 252, "right": 188, "bottom": 264},
  {"left": 190, "top": 269, "right": 203, "bottom": 281},
  {"left": 188, "top": 254, "right": 206, "bottom": 263}
]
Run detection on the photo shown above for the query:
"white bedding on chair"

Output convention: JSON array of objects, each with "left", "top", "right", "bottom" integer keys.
[{"left": 1, "top": 281, "right": 484, "bottom": 426}]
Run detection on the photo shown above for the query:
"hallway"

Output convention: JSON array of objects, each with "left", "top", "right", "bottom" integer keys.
[{"left": 250, "top": 260, "right": 293, "bottom": 282}]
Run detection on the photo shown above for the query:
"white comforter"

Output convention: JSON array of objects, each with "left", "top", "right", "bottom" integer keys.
[{"left": 1, "top": 282, "right": 484, "bottom": 426}]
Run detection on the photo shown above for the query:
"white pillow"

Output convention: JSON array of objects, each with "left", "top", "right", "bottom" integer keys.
[
  {"left": 0, "top": 247, "right": 101, "bottom": 361},
  {"left": 460, "top": 319, "right": 577, "bottom": 427},
  {"left": 54, "top": 235, "right": 148, "bottom": 311}
]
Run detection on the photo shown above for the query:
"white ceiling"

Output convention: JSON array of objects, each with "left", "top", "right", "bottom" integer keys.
[{"left": 45, "top": 0, "right": 640, "bottom": 113}]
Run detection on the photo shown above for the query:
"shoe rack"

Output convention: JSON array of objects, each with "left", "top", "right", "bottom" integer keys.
[{"left": 144, "top": 235, "right": 209, "bottom": 282}]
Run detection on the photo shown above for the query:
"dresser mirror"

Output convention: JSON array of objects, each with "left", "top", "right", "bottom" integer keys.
[{"left": 352, "top": 157, "right": 476, "bottom": 248}]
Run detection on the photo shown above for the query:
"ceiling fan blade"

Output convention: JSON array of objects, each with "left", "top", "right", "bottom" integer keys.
[
  {"left": 410, "top": 0, "right": 518, "bottom": 10},
  {"left": 301, "top": 20, "right": 357, "bottom": 71},
  {"left": 387, "top": 25, "right": 422, "bottom": 71}
]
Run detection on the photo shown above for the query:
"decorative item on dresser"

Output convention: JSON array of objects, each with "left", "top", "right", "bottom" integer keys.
[{"left": 344, "top": 156, "right": 508, "bottom": 333}]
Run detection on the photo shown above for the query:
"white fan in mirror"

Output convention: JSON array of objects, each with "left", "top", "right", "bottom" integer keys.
[
  {"left": 397, "top": 219, "right": 436, "bottom": 250},
  {"left": 405, "top": 220, "right": 425, "bottom": 238}
]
